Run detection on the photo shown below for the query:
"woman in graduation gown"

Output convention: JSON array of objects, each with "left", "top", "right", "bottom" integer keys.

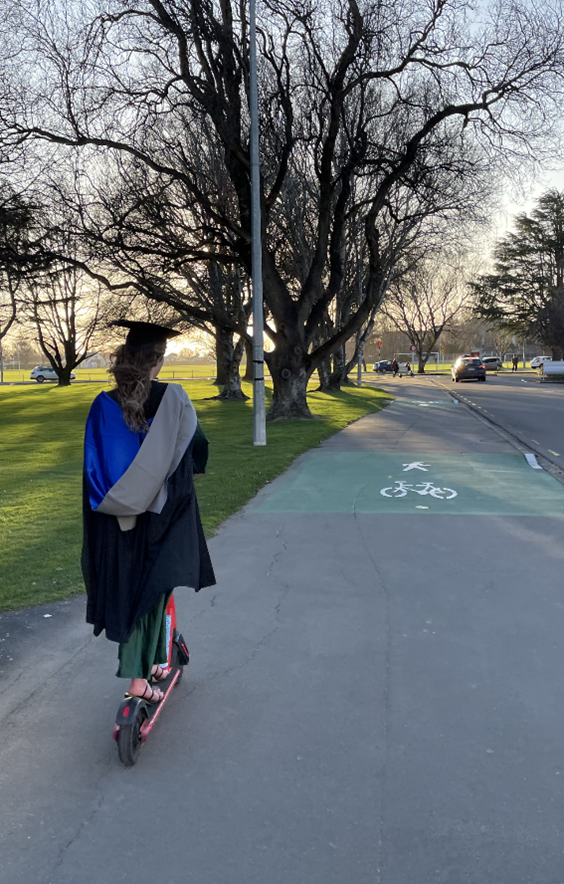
[{"left": 82, "top": 321, "right": 215, "bottom": 703}]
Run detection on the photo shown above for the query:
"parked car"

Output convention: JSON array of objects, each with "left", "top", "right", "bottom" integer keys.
[
  {"left": 530, "top": 356, "right": 552, "bottom": 369},
  {"left": 373, "top": 360, "right": 393, "bottom": 373},
  {"left": 30, "top": 366, "right": 76, "bottom": 383},
  {"left": 482, "top": 356, "right": 503, "bottom": 371},
  {"left": 542, "top": 360, "right": 564, "bottom": 376},
  {"left": 451, "top": 356, "right": 486, "bottom": 382}
]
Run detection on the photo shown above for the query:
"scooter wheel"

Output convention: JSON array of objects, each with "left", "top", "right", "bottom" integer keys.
[{"left": 117, "top": 707, "right": 147, "bottom": 766}]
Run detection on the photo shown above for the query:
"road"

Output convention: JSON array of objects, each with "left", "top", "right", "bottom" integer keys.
[
  {"left": 433, "top": 372, "right": 564, "bottom": 470},
  {"left": 0, "top": 377, "right": 563, "bottom": 884}
]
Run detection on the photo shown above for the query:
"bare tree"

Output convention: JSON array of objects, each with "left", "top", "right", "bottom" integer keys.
[
  {"left": 0, "top": 183, "right": 48, "bottom": 380},
  {"left": 24, "top": 263, "right": 105, "bottom": 386},
  {"left": 42, "top": 154, "right": 254, "bottom": 397},
  {"left": 1, "top": 325, "right": 42, "bottom": 368},
  {"left": 382, "top": 259, "right": 474, "bottom": 373},
  {"left": 3, "top": 0, "right": 564, "bottom": 415}
]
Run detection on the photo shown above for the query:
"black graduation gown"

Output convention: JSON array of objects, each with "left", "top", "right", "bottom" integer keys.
[{"left": 81, "top": 381, "right": 215, "bottom": 643}]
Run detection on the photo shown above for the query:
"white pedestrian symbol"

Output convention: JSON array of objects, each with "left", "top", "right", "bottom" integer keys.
[
  {"left": 380, "top": 481, "right": 457, "bottom": 499},
  {"left": 402, "top": 461, "right": 431, "bottom": 472}
]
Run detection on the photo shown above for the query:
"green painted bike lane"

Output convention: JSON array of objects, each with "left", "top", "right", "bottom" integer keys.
[{"left": 257, "top": 451, "right": 564, "bottom": 517}]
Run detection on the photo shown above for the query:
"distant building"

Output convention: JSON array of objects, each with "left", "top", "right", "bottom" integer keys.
[{"left": 81, "top": 353, "right": 108, "bottom": 369}]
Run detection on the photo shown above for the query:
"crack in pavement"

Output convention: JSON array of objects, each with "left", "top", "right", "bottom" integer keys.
[
  {"left": 267, "top": 526, "right": 291, "bottom": 624},
  {"left": 0, "top": 633, "right": 96, "bottom": 726},
  {"left": 204, "top": 622, "right": 283, "bottom": 684},
  {"left": 197, "top": 530, "right": 292, "bottom": 684},
  {"left": 44, "top": 789, "right": 107, "bottom": 884}
]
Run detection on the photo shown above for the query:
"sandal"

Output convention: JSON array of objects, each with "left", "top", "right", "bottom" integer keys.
[
  {"left": 125, "top": 682, "right": 163, "bottom": 705},
  {"left": 151, "top": 664, "right": 171, "bottom": 683}
]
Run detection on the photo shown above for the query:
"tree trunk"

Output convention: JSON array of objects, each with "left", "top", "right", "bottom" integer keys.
[
  {"left": 214, "top": 328, "right": 248, "bottom": 401},
  {"left": 357, "top": 338, "right": 367, "bottom": 381},
  {"left": 267, "top": 339, "right": 312, "bottom": 419},
  {"left": 217, "top": 364, "right": 248, "bottom": 400},
  {"left": 325, "top": 369, "right": 353, "bottom": 390},
  {"left": 333, "top": 345, "right": 346, "bottom": 378},
  {"left": 316, "top": 357, "right": 332, "bottom": 391},
  {"left": 213, "top": 330, "right": 227, "bottom": 386},
  {"left": 347, "top": 331, "right": 365, "bottom": 385},
  {"left": 319, "top": 345, "right": 351, "bottom": 392},
  {"left": 57, "top": 365, "right": 73, "bottom": 386},
  {"left": 324, "top": 334, "right": 365, "bottom": 390},
  {"left": 417, "top": 345, "right": 429, "bottom": 373},
  {"left": 243, "top": 339, "right": 253, "bottom": 381}
]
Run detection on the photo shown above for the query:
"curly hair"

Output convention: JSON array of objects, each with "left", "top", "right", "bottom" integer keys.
[{"left": 110, "top": 344, "right": 164, "bottom": 432}]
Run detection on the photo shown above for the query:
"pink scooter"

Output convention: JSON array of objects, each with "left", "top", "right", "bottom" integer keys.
[{"left": 113, "top": 594, "right": 190, "bottom": 766}]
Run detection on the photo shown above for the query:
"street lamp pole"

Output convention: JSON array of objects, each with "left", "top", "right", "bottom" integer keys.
[
  {"left": 357, "top": 240, "right": 363, "bottom": 387},
  {"left": 249, "top": 0, "right": 267, "bottom": 445}
]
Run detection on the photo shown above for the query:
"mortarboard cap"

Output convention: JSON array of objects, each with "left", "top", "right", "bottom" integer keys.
[{"left": 111, "top": 320, "right": 181, "bottom": 352}]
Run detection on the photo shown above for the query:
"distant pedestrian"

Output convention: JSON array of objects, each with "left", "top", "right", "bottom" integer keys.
[
  {"left": 405, "top": 360, "right": 414, "bottom": 377},
  {"left": 512, "top": 354, "right": 519, "bottom": 371},
  {"left": 391, "top": 358, "right": 401, "bottom": 378}
]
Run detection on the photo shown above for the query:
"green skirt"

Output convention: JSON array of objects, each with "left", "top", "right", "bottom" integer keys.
[{"left": 117, "top": 593, "right": 170, "bottom": 680}]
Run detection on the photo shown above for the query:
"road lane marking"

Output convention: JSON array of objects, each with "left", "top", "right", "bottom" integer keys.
[{"left": 548, "top": 450, "right": 561, "bottom": 457}]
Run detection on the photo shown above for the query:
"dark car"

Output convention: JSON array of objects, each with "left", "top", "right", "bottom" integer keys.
[
  {"left": 451, "top": 356, "right": 486, "bottom": 382},
  {"left": 373, "top": 360, "right": 393, "bottom": 373}
]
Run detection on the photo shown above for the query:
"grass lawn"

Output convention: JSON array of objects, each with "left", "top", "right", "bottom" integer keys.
[
  {"left": 0, "top": 379, "right": 391, "bottom": 612},
  {"left": 1, "top": 363, "right": 217, "bottom": 384}
]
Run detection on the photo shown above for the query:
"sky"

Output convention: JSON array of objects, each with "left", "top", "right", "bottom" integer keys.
[{"left": 494, "top": 169, "right": 564, "bottom": 237}]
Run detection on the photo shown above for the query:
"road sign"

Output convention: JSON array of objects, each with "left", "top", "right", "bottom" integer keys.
[
  {"left": 377, "top": 339, "right": 383, "bottom": 348},
  {"left": 410, "top": 345, "right": 417, "bottom": 352}
]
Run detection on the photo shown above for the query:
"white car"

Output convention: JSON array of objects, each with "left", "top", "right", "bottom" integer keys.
[
  {"left": 30, "top": 365, "right": 76, "bottom": 383},
  {"left": 529, "top": 356, "right": 551, "bottom": 370},
  {"left": 482, "top": 356, "right": 503, "bottom": 371}
]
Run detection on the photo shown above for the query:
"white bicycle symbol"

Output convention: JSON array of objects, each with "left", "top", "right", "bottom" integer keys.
[{"left": 380, "top": 481, "right": 457, "bottom": 499}]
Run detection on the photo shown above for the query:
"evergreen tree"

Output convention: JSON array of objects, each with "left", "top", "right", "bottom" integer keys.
[{"left": 473, "top": 191, "right": 564, "bottom": 356}]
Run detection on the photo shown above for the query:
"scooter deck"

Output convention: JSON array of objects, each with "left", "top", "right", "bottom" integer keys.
[
  {"left": 113, "top": 664, "right": 181, "bottom": 738},
  {"left": 113, "top": 634, "right": 189, "bottom": 745},
  {"left": 140, "top": 665, "right": 182, "bottom": 738}
]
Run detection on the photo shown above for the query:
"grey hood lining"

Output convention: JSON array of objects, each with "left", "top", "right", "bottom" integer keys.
[{"left": 95, "top": 384, "right": 197, "bottom": 531}]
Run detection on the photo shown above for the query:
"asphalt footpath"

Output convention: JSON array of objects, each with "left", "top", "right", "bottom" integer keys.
[{"left": 1, "top": 378, "right": 563, "bottom": 884}]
